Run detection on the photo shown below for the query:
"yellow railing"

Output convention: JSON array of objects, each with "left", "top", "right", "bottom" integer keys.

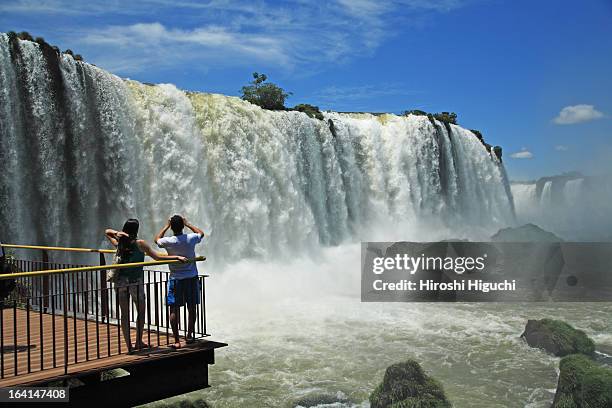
[
  {"left": 0, "top": 256, "right": 206, "bottom": 279},
  {"left": 1, "top": 243, "right": 115, "bottom": 254}
]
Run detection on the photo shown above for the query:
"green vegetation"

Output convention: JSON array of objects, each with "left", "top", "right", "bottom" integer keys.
[
  {"left": 370, "top": 360, "right": 451, "bottom": 408},
  {"left": 403, "top": 110, "right": 458, "bottom": 125},
  {"left": 432, "top": 112, "right": 457, "bottom": 125},
  {"left": 553, "top": 354, "right": 612, "bottom": 408},
  {"left": 522, "top": 319, "right": 595, "bottom": 357},
  {"left": 240, "top": 72, "right": 291, "bottom": 110},
  {"left": 403, "top": 109, "right": 428, "bottom": 117},
  {"left": 292, "top": 103, "right": 324, "bottom": 120}
]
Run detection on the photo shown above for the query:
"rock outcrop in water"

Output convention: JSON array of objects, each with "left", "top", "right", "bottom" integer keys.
[
  {"left": 292, "top": 392, "right": 349, "bottom": 407},
  {"left": 369, "top": 360, "right": 451, "bottom": 408},
  {"left": 552, "top": 354, "right": 612, "bottom": 408},
  {"left": 491, "top": 223, "right": 562, "bottom": 242},
  {"left": 521, "top": 319, "right": 595, "bottom": 357}
]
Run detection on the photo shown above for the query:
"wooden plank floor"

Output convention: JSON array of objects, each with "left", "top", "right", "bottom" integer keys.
[{"left": 0, "top": 307, "right": 201, "bottom": 387}]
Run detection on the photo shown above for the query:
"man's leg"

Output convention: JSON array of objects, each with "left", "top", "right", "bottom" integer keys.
[
  {"left": 169, "top": 304, "right": 181, "bottom": 347},
  {"left": 186, "top": 277, "right": 198, "bottom": 341},
  {"left": 167, "top": 278, "right": 181, "bottom": 348}
]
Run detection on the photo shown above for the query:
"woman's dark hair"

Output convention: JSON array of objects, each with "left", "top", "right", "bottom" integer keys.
[
  {"left": 122, "top": 218, "right": 139, "bottom": 238},
  {"left": 118, "top": 218, "right": 139, "bottom": 261}
]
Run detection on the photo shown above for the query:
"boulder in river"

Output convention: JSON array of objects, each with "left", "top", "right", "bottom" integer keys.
[
  {"left": 552, "top": 354, "right": 612, "bottom": 407},
  {"left": 370, "top": 360, "right": 451, "bottom": 408},
  {"left": 292, "top": 391, "right": 348, "bottom": 407},
  {"left": 491, "top": 223, "right": 563, "bottom": 242},
  {"left": 521, "top": 319, "right": 595, "bottom": 357}
]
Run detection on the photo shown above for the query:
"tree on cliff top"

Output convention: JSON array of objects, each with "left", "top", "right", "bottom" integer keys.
[{"left": 241, "top": 72, "right": 291, "bottom": 110}]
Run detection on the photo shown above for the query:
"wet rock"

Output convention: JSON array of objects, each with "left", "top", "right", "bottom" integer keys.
[
  {"left": 552, "top": 354, "right": 612, "bottom": 407},
  {"left": 491, "top": 223, "right": 563, "bottom": 242},
  {"left": 292, "top": 391, "right": 348, "bottom": 407},
  {"left": 521, "top": 319, "right": 595, "bottom": 357},
  {"left": 370, "top": 360, "right": 451, "bottom": 408}
]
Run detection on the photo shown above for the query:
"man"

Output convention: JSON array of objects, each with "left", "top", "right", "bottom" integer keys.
[{"left": 155, "top": 215, "right": 205, "bottom": 348}]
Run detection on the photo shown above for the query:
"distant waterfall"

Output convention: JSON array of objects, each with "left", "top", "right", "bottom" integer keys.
[
  {"left": 0, "top": 34, "right": 515, "bottom": 262},
  {"left": 511, "top": 176, "right": 612, "bottom": 240}
]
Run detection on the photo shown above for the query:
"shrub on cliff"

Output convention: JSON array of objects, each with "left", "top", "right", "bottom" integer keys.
[
  {"left": 370, "top": 360, "right": 451, "bottom": 408},
  {"left": 433, "top": 112, "right": 457, "bottom": 125},
  {"left": 403, "top": 109, "right": 428, "bottom": 116},
  {"left": 292, "top": 104, "right": 324, "bottom": 120},
  {"left": 17, "top": 31, "right": 33, "bottom": 41},
  {"left": 241, "top": 72, "right": 291, "bottom": 110},
  {"left": 553, "top": 354, "right": 612, "bottom": 407}
]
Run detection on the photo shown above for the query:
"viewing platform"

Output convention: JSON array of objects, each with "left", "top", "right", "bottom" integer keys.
[{"left": 0, "top": 244, "right": 226, "bottom": 407}]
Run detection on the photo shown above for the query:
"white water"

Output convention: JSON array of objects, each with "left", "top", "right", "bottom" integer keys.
[
  {"left": 511, "top": 177, "right": 612, "bottom": 240},
  {"left": 0, "top": 34, "right": 514, "bottom": 263},
  {"left": 2, "top": 35, "right": 610, "bottom": 408}
]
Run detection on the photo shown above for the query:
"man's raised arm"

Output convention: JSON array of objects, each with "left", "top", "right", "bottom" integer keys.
[
  {"left": 183, "top": 217, "right": 205, "bottom": 238},
  {"left": 154, "top": 218, "right": 171, "bottom": 245}
]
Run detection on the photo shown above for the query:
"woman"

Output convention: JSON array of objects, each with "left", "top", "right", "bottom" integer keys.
[{"left": 105, "top": 219, "right": 186, "bottom": 353}]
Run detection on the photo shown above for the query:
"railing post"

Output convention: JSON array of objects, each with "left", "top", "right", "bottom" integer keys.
[
  {"left": 99, "top": 252, "right": 108, "bottom": 322},
  {"left": 42, "top": 250, "right": 49, "bottom": 312}
]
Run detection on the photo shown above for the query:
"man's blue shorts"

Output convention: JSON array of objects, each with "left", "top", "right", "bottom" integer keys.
[{"left": 167, "top": 276, "right": 201, "bottom": 307}]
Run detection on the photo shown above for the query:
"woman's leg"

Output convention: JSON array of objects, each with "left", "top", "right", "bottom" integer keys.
[
  {"left": 116, "top": 285, "right": 132, "bottom": 352},
  {"left": 130, "top": 282, "right": 147, "bottom": 348}
]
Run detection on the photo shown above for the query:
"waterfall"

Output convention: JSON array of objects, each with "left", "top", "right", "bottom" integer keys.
[
  {"left": 511, "top": 176, "right": 612, "bottom": 240},
  {"left": 0, "top": 34, "right": 515, "bottom": 263}
]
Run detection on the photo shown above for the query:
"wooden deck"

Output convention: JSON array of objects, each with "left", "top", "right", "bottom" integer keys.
[{"left": 1, "top": 307, "right": 219, "bottom": 387}]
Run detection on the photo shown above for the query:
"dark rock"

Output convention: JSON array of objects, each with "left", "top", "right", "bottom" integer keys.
[
  {"left": 521, "top": 319, "right": 595, "bottom": 357},
  {"left": 552, "top": 354, "right": 612, "bottom": 407},
  {"left": 493, "top": 145, "right": 502, "bottom": 161},
  {"left": 328, "top": 119, "right": 337, "bottom": 138},
  {"left": 293, "top": 392, "right": 348, "bottom": 407},
  {"left": 370, "top": 360, "right": 451, "bottom": 408},
  {"left": 491, "top": 223, "right": 563, "bottom": 242}
]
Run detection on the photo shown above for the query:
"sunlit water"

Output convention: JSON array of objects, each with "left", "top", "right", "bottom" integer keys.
[{"left": 146, "top": 245, "right": 612, "bottom": 408}]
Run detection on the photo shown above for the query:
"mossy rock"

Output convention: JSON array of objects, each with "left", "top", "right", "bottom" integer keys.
[
  {"left": 521, "top": 319, "right": 595, "bottom": 357},
  {"left": 552, "top": 354, "right": 612, "bottom": 407},
  {"left": 370, "top": 360, "right": 451, "bottom": 408}
]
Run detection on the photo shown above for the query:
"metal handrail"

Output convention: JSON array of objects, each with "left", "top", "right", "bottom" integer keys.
[
  {"left": 0, "top": 257, "right": 206, "bottom": 279},
  {"left": 1, "top": 243, "right": 115, "bottom": 254}
]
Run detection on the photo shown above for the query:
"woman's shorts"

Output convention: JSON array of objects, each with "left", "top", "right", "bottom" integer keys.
[
  {"left": 167, "top": 276, "right": 200, "bottom": 307},
  {"left": 115, "top": 276, "right": 146, "bottom": 306}
]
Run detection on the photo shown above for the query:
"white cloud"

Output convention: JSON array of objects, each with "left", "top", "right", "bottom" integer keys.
[
  {"left": 308, "top": 83, "right": 422, "bottom": 110},
  {"left": 553, "top": 104, "right": 605, "bottom": 125},
  {"left": 510, "top": 148, "right": 533, "bottom": 159},
  {"left": 1, "top": 0, "right": 472, "bottom": 75},
  {"left": 554, "top": 145, "right": 569, "bottom": 151}
]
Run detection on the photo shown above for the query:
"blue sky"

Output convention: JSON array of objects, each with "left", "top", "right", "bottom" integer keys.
[{"left": 1, "top": 0, "right": 611, "bottom": 180}]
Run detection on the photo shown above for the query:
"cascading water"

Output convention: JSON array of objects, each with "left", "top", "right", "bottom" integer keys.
[
  {"left": 2, "top": 34, "right": 611, "bottom": 408},
  {"left": 0, "top": 34, "right": 514, "bottom": 263},
  {"left": 511, "top": 175, "right": 612, "bottom": 240}
]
